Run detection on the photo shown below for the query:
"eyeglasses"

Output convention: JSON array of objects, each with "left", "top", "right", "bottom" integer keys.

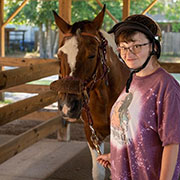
[{"left": 117, "top": 42, "right": 150, "bottom": 55}]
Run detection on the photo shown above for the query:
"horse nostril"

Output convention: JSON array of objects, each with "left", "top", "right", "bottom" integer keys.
[
  {"left": 59, "top": 104, "right": 63, "bottom": 111},
  {"left": 70, "top": 100, "right": 79, "bottom": 112}
]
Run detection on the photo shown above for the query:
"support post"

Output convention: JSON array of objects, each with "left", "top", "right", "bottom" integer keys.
[
  {"left": 0, "top": 0, "right": 5, "bottom": 100},
  {"left": 58, "top": 0, "right": 71, "bottom": 44},
  {"left": 96, "top": 0, "right": 119, "bottom": 23},
  {"left": 0, "top": 0, "right": 29, "bottom": 101},
  {"left": 122, "top": 0, "right": 130, "bottom": 20},
  {"left": 2, "top": 0, "right": 29, "bottom": 27},
  {"left": 142, "top": 0, "right": 158, "bottom": 15}
]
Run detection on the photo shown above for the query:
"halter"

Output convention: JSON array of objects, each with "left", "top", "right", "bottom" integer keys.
[
  {"left": 61, "top": 31, "right": 109, "bottom": 94},
  {"left": 59, "top": 31, "right": 109, "bottom": 155}
]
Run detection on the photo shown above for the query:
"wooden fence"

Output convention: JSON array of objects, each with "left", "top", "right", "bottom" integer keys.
[
  {"left": 0, "top": 57, "right": 70, "bottom": 164},
  {"left": 0, "top": 57, "right": 180, "bottom": 164},
  {"left": 162, "top": 32, "right": 180, "bottom": 56}
]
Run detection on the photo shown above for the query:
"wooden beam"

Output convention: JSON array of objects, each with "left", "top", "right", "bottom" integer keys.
[
  {"left": 0, "top": 115, "right": 62, "bottom": 164},
  {"left": 96, "top": 0, "right": 119, "bottom": 23},
  {"left": 0, "top": 84, "right": 50, "bottom": 93},
  {"left": 58, "top": 0, "right": 72, "bottom": 44},
  {"left": 19, "top": 110, "right": 59, "bottom": 121},
  {"left": 0, "top": 90, "right": 59, "bottom": 126},
  {"left": 0, "top": 0, "right": 4, "bottom": 100},
  {"left": 160, "top": 63, "right": 180, "bottom": 73},
  {"left": 59, "top": 0, "right": 71, "bottom": 24},
  {"left": 0, "top": 57, "right": 57, "bottom": 67},
  {"left": 0, "top": 61, "right": 59, "bottom": 90},
  {"left": 0, "top": 0, "right": 4, "bottom": 57},
  {"left": 122, "top": 0, "right": 130, "bottom": 20},
  {"left": 142, "top": 0, "right": 158, "bottom": 15},
  {"left": 2, "top": 0, "right": 29, "bottom": 28},
  {"left": 19, "top": 110, "right": 82, "bottom": 123}
]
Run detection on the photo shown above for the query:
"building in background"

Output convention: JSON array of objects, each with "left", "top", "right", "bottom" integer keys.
[{"left": 5, "top": 24, "right": 38, "bottom": 52}]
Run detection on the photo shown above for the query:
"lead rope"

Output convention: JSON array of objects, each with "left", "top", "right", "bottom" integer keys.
[
  {"left": 82, "top": 92, "right": 102, "bottom": 155},
  {"left": 82, "top": 32, "right": 109, "bottom": 156}
]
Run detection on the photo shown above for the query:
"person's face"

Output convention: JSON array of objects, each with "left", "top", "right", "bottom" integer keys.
[{"left": 118, "top": 32, "right": 152, "bottom": 69}]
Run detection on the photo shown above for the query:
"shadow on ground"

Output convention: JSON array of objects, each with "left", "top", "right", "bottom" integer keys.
[{"left": 45, "top": 145, "right": 111, "bottom": 180}]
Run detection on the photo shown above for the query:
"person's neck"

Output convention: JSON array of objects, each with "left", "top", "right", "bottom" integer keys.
[{"left": 136, "top": 57, "right": 160, "bottom": 77}]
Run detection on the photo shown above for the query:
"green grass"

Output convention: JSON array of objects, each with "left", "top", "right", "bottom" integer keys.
[
  {"left": 0, "top": 99, "right": 13, "bottom": 104},
  {"left": 28, "top": 80, "right": 52, "bottom": 85}
]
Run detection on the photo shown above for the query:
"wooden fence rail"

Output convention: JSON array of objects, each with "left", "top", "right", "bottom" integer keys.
[
  {"left": 0, "top": 90, "right": 58, "bottom": 126},
  {"left": 0, "top": 115, "right": 62, "bottom": 164},
  {"left": 0, "top": 61, "right": 59, "bottom": 90},
  {"left": 160, "top": 62, "right": 180, "bottom": 73},
  {"left": 0, "top": 57, "right": 57, "bottom": 67},
  {"left": 0, "top": 84, "right": 50, "bottom": 93}
]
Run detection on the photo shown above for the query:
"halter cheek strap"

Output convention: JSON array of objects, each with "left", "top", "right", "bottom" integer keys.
[
  {"left": 125, "top": 38, "right": 157, "bottom": 93},
  {"left": 125, "top": 49, "right": 156, "bottom": 93}
]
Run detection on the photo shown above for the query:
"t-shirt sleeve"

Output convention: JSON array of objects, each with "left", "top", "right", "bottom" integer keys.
[{"left": 158, "top": 86, "right": 180, "bottom": 146}]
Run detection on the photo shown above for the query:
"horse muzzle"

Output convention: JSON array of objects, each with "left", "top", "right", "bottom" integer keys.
[{"left": 50, "top": 77, "right": 83, "bottom": 121}]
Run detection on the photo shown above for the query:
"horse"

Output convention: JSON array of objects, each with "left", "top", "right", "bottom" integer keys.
[{"left": 50, "top": 5, "right": 130, "bottom": 180}]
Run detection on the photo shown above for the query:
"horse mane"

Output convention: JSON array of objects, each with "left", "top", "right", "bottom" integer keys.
[{"left": 71, "top": 20, "right": 92, "bottom": 34}]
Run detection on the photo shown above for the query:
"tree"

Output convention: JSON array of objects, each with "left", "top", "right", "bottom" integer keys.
[
  {"left": 4, "top": 0, "right": 179, "bottom": 58},
  {"left": 5, "top": 0, "right": 59, "bottom": 58},
  {"left": 166, "top": 0, "right": 180, "bottom": 32}
]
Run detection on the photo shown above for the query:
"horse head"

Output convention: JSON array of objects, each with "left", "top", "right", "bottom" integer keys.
[{"left": 50, "top": 6, "right": 108, "bottom": 122}]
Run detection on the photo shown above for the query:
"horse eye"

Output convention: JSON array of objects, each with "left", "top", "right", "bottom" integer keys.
[{"left": 88, "top": 55, "right": 95, "bottom": 59}]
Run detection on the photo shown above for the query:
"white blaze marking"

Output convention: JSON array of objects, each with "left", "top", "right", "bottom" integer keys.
[{"left": 58, "top": 36, "right": 78, "bottom": 75}]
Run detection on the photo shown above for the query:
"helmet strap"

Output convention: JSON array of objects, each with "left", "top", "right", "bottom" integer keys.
[{"left": 125, "top": 48, "right": 156, "bottom": 93}]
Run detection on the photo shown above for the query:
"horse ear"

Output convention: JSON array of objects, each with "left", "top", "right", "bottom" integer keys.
[
  {"left": 92, "top": 4, "right": 106, "bottom": 30},
  {"left": 53, "top": 10, "right": 71, "bottom": 34}
]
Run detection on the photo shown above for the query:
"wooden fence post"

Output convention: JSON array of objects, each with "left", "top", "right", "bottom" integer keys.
[
  {"left": 0, "top": 0, "right": 5, "bottom": 100},
  {"left": 59, "top": 0, "right": 71, "bottom": 44}
]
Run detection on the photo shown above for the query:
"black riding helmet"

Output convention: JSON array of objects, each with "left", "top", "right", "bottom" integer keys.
[{"left": 108, "top": 14, "right": 162, "bottom": 93}]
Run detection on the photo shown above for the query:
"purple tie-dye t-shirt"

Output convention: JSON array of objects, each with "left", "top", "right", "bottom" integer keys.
[{"left": 110, "top": 67, "right": 180, "bottom": 180}]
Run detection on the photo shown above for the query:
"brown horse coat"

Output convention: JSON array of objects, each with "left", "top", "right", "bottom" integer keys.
[{"left": 50, "top": 6, "right": 130, "bottom": 150}]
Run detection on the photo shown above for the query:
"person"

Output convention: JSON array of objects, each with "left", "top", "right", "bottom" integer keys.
[{"left": 96, "top": 14, "right": 180, "bottom": 180}]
